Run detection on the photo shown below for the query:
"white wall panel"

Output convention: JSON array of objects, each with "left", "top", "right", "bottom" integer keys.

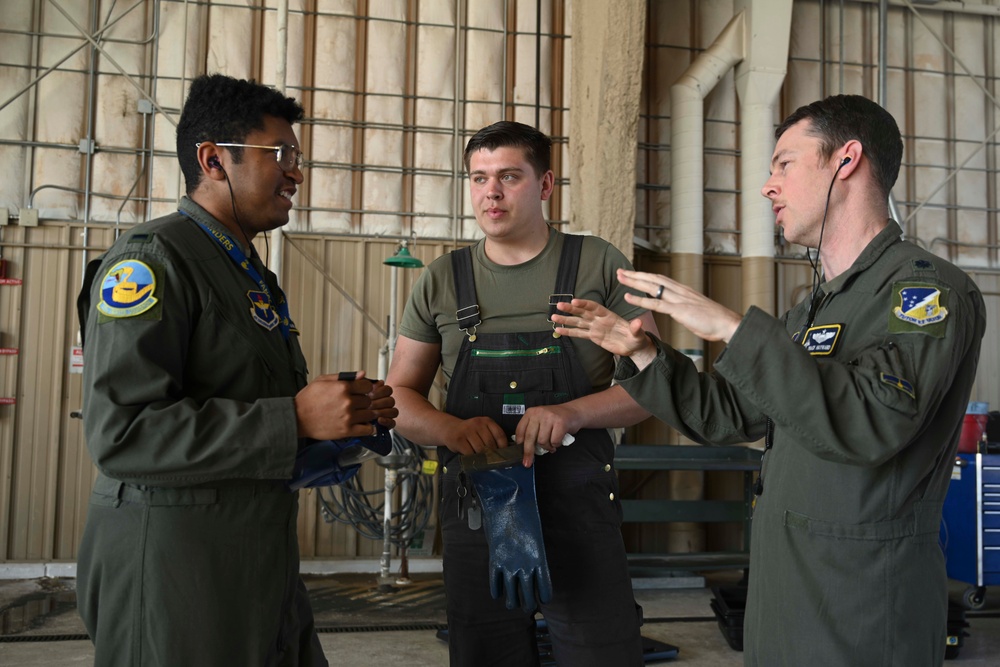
[
  {"left": 956, "top": 209, "right": 991, "bottom": 266},
  {"left": 91, "top": 0, "right": 149, "bottom": 226},
  {"left": 148, "top": 2, "right": 198, "bottom": 218},
  {"left": 463, "top": 0, "right": 505, "bottom": 129},
  {"left": 206, "top": 3, "right": 255, "bottom": 79},
  {"left": 913, "top": 10, "right": 947, "bottom": 72},
  {"left": 261, "top": 0, "right": 309, "bottom": 87},
  {"left": 361, "top": 1, "right": 407, "bottom": 235},
  {"left": 33, "top": 0, "right": 91, "bottom": 221},
  {"left": 413, "top": 15, "right": 457, "bottom": 239},
  {"left": 156, "top": 0, "right": 206, "bottom": 81},
  {"left": 512, "top": 1, "right": 551, "bottom": 130},
  {"left": 0, "top": 0, "right": 34, "bottom": 217},
  {"left": 308, "top": 12, "right": 358, "bottom": 233}
]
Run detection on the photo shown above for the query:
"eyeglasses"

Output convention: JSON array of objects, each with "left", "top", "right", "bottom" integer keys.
[{"left": 206, "top": 142, "right": 304, "bottom": 171}]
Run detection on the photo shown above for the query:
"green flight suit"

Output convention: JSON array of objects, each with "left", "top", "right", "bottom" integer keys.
[
  {"left": 615, "top": 223, "right": 986, "bottom": 667},
  {"left": 75, "top": 197, "right": 327, "bottom": 667}
]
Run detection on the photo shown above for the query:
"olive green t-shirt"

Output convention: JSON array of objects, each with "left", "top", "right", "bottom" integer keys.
[{"left": 398, "top": 228, "right": 646, "bottom": 393}]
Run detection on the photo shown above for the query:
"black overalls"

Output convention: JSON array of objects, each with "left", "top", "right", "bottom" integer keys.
[{"left": 439, "top": 236, "right": 643, "bottom": 666}]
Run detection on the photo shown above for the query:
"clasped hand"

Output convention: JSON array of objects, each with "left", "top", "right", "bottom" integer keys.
[
  {"left": 445, "top": 403, "right": 580, "bottom": 468},
  {"left": 295, "top": 371, "right": 398, "bottom": 441}
]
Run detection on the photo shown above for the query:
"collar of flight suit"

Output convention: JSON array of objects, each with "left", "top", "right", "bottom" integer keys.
[
  {"left": 177, "top": 196, "right": 251, "bottom": 253},
  {"left": 814, "top": 221, "right": 904, "bottom": 301}
]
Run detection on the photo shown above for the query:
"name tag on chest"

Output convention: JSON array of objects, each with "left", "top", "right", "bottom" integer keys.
[{"left": 802, "top": 324, "right": 843, "bottom": 356}]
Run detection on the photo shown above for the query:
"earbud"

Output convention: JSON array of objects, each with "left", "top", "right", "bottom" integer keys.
[
  {"left": 208, "top": 156, "right": 222, "bottom": 170},
  {"left": 840, "top": 156, "right": 851, "bottom": 166}
]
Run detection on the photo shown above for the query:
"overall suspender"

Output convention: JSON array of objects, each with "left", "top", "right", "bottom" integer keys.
[{"left": 450, "top": 233, "right": 584, "bottom": 338}]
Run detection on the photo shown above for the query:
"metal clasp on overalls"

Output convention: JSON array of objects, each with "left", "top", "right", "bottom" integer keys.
[
  {"left": 548, "top": 293, "right": 574, "bottom": 338},
  {"left": 456, "top": 304, "right": 481, "bottom": 342}
]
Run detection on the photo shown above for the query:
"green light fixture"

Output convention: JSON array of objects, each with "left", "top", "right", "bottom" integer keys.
[{"left": 383, "top": 244, "right": 424, "bottom": 269}]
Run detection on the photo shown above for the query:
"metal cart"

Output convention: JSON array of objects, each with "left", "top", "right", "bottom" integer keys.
[{"left": 940, "top": 452, "right": 1000, "bottom": 609}]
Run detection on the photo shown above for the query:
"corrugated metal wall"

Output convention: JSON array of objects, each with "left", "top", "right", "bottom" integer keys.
[
  {"left": 277, "top": 235, "right": 456, "bottom": 558},
  {"left": 0, "top": 224, "right": 104, "bottom": 561},
  {"left": 2, "top": 0, "right": 999, "bottom": 562}
]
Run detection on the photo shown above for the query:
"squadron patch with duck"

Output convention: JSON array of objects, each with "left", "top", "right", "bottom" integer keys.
[{"left": 97, "top": 260, "right": 160, "bottom": 319}]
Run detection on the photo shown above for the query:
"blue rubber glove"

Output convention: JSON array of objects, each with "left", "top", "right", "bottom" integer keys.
[
  {"left": 288, "top": 425, "right": 391, "bottom": 490},
  {"left": 469, "top": 463, "right": 553, "bottom": 613},
  {"left": 288, "top": 439, "right": 362, "bottom": 490}
]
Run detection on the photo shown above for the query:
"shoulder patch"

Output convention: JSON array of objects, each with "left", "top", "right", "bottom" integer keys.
[
  {"left": 96, "top": 260, "right": 160, "bottom": 319},
  {"left": 889, "top": 282, "right": 948, "bottom": 337}
]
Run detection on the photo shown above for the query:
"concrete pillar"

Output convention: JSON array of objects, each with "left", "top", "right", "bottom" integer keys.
[{"left": 568, "top": 0, "right": 646, "bottom": 256}]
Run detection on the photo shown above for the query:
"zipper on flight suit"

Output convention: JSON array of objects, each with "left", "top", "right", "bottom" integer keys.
[
  {"left": 754, "top": 287, "right": 814, "bottom": 498},
  {"left": 757, "top": 288, "right": 832, "bottom": 498}
]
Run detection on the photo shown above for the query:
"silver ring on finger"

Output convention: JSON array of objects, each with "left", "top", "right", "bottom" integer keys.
[{"left": 654, "top": 284, "right": 665, "bottom": 299}]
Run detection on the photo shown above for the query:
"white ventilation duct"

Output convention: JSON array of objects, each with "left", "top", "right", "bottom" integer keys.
[
  {"left": 669, "top": 12, "right": 745, "bottom": 257},
  {"left": 735, "top": 0, "right": 793, "bottom": 315},
  {"left": 668, "top": 0, "right": 794, "bottom": 323},
  {"left": 668, "top": 11, "right": 745, "bottom": 379}
]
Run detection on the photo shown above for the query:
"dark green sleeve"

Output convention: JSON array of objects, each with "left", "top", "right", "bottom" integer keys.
[
  {"left": 80, "top": 248, "right": 298, "bottom": 487},
  {"left": 715, "top": 288, "right": 985, "bottom": 466},
  {"left": 615, "top": 335, "right": 769, "bottom": 445}
]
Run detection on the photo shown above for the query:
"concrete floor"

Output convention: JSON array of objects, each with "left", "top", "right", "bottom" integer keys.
[{"left": 1, "top": 572, "right": 997, "bottom": 666}]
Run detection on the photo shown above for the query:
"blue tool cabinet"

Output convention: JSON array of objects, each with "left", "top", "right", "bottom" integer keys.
[{"left": 940, "top": 452, "right": 1000, "bottom": 609}]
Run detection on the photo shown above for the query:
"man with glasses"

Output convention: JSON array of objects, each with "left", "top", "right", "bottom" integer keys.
[
  {"left": 213, "top": 141, "right": 305, "bottom": 171},
  {"left": 75, "top": 73, "right": 397, "bottom": 667}
]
